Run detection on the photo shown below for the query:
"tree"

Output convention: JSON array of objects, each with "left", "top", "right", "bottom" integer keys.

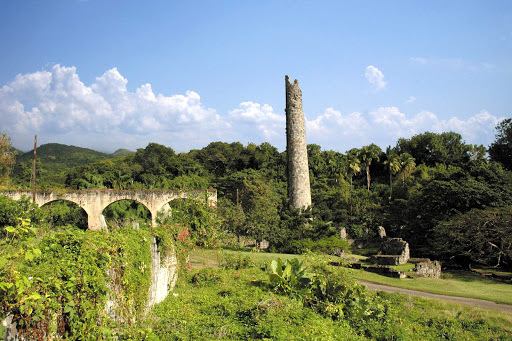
[
  {"left": 383, "top": 147, "right": 400, "bottom": 199},
  {"left": 401, "top": 163, "right": 512, "bottom": 257},
  {"left": 397, "top": 153, "right": 416, "bottom": 186},
  {"left": 489, "top": 118, "right": 512, "bottom": 171},
  {"left": 433, "top": 206, "right": 512, "bottom": 269},
  {"left": 344, "top": 151, "right": 361, "bottom": 191},
  {"left": 0, "top": 133, "right": 17, "bottom": 189},
  {"left": 358, "top": 144, "right": 382, "bottom": 193},
  {"left": 396, "top": 131, "right": 470, "bottom": 167},
  {"left": 239, "top": 172, "right": 280, "bottom": 248},
  {"left": 134, "top": 143, "right": 176, "bottom": 176},
  {"left": 217, "top": 197, "right": 246, "bottom": 242}
]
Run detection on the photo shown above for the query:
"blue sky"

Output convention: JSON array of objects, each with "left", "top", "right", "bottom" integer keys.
[{"left": 1, "top": 1, "right": 511, "bottom": 153}]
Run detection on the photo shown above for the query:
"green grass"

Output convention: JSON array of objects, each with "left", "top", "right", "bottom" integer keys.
[
  {"left": 351, "top": 268, "right": 512, "bottom": 305},
  {"left": 390, "top": 262, "right": 416, "bottom": 272},
  {"left": 146, "top": 264, "right": 512, "bottom": 340},
  {"left": 190, "top": 248, "right": 334, "bottom": 267},
  {"left": 191, "top": 248, "right": 512, "bottom": 306},
  {"left": 472, "top": 267, "right": 512, "bottom": 278}
]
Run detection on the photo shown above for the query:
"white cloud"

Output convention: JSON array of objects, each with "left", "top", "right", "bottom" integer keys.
[
  {"left": 305, "top": 107, "right": 503, "bottom": 152},
  {"left": 229, "top": 102, "right": 285, "bottom": 140},
  {"left": 406, "top": 96, "right": 416, "bottom": 103},
  {"left": 410, "top": 57, "right": 428, "bottom": 65},
  {"left": 0, "top": 65, "right": 229, "bottom": 151},
  {"left": 0, "top": 65, "right": 504, "bottom": 153},
  {"left": 365, "top": 65, "right": 386, "bottom": 91}
]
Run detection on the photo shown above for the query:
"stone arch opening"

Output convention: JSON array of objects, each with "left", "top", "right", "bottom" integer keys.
[
  {"left": 156, "top": 198, "right": 188, "bottom": 225},
  {"left": 41, "top": 200, "right": 88, "bottom": 231},
  {"left": 102, "top": 199, "right": 152, "bottom": 230}
]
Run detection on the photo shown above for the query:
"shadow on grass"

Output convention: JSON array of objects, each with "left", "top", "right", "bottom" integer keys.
[{"left": 447, "top": 270, "right": 502, "bottom": 284}]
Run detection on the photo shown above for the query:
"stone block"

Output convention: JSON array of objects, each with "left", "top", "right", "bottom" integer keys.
[{"left": 415, "top": 260, "right": 442, "bottom": 279}]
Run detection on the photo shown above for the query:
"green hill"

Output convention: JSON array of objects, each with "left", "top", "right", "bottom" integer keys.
[
  {"left": 110, "top": 148, "right": 135, "bottom": 158},
  {"left": 14, "top": 143, "right": 110, "bottom": 175}
]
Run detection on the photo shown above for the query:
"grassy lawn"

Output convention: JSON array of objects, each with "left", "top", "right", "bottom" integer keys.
[
  {"left": 149, "top": 261, "right": 512, "bottom": 339},
  {"left": 191, "top": 248, "right": 512, "bottom": 306},
  {"left": 351, "top": 268, "right": 512, "bottom": 305},
  {"left": 190, "top": 248, "right": 306, "bottom": 267}
]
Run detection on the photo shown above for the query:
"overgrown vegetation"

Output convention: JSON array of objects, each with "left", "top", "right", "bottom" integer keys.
[
  {"left": 0, "top": 197, "right": 180, "bottom": 340},
  {"left": 4, "top": 122, "right": 512, "bottom": 270},
  {"left": 146, "top": 264, "right": 512, "bottom": 340}
]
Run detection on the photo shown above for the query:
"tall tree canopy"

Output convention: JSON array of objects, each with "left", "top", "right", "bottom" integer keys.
[
  {"left": 0, "top": 133, "right": 17, "bottom": 188},
  {"left": 396, "top": 131, "right": 470, "bottom": 167},
  {"left": 489, "top": 118, "right": 512, "bottom": 171},
  {"left": 358, "top": 144, "right": 382, "bottom": 192}
]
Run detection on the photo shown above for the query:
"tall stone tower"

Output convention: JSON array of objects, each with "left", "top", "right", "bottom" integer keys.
[{"left": 285, "top": 75, "right": 312, "bottom": 210}]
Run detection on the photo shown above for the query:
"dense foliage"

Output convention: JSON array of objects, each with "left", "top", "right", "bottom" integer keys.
[
  {"left": 0, "top": 133, "right": 17, "bottom": 190},
  {"left": 4, "top": 120, "right": 512, "bottom": 270},
  {"left": 488, "top": 118, "right": 512, "bottom": 171},
  {"left": 2, "top": 122, "right": 512, "bottom": 339},
  {"left": 0, "top": 197, "right": 181, "bottom": 340},
  {"left": 147, "top": 263, "right": 512, "bottom": 340}
]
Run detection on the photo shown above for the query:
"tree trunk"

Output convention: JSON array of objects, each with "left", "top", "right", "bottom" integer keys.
[
  {"left": 389, "top": 171, "right": 393, "bottom": 199},
  {"left": 366, "top": 164, "right": 371, "bottom": 193}
]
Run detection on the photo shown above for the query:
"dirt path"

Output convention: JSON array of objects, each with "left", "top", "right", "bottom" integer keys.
[{"left": 359, "top": 280, "right": 512, "bottom": 314}]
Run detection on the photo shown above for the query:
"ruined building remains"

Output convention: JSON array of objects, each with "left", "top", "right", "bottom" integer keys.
[{"left": 285, "top": 75, "right": 312, "bottom": 210}]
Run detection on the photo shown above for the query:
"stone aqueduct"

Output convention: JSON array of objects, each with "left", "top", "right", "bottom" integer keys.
[{"left": 3, "top": 189, "right": 217, "bottom": 230}]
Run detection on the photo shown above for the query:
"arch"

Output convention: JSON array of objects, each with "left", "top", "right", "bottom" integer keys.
[
  {"left": 102, "top": 199, "right": 152, "bottom": 230},
  {"left": 39, "top": 197, "right": 84, "bottom": 210},
  {"left": 2, "top": 189, "right": 217, "bottom": 231},
  {"left": 41, "top": 199, "right": 88, "bottom": 230}
]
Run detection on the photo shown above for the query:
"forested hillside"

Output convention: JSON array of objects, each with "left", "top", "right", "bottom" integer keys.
[
  {"left": 12, "top": 143, "right": 133, "bottom": 189},
  {"left": 6, "top": 121, "right": 512, "bottom": 271}
]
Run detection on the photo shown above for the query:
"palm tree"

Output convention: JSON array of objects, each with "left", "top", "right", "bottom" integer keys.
[
  {"left": 346, "top": 156, "right": 361, "bottom": 190},
  {"left": 358, "top": 144, "right": 382, "bottom": 193},
  {"left": 384, "top": 147, "right": 400, "bottom": 199},
  {"left": 398, "top": 153, "right": 416, "bottom": 186}
]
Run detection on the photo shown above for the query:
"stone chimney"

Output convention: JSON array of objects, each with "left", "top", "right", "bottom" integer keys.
[{"left": 285, "top": 75, "right": 312, "bottom": 210}]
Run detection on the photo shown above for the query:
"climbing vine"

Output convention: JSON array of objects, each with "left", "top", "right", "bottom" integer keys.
[
  {"left": 155, "top": 195, "right": 221, "bottom": 273},
  {"left": 0, "top": 223, "right": 157, "bottom": 340}
]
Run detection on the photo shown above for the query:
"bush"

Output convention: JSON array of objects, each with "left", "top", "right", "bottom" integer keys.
[
  {"left": 220, "top": 252, "right": 255, "bottom": 270},
  {"left": 290, "top": 236, "right": 350, "bottom": 255},
  {"left": 0, "top": 228, "right": 158, "bottom": 340},
  {"left": 0, "top": 195, "right": 43, "bottom": 234},
  {"left": 189, "top": 268, "right": 222, "bottom": 287}
]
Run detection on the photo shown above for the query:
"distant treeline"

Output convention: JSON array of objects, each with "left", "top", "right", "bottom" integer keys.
[{"left": 8, "top": 119, "right": 512, "bottom": 270}]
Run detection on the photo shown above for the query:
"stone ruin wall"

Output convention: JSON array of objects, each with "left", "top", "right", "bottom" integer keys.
[
  {"left": 285, "top": 75, "right": 312, "bottom": 210},
  {"left": 414, "top": 260, "right": 442, "bottom": 279}
]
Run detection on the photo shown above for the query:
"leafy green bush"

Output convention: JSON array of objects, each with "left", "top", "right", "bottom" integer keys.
[
  {"left": 265, "top": 257, "right": 404, "bottom": 339},
  {"left": 189, "top": 268, "right": 221, "bottom": 287},
  {"left": 0, "top": 195, "right": 43, "bottom": 234},
  {"left": 290, "top": 236, "right": 350, "bottom": 255},
  {"left": 220, "top": 252, "right": 255, "bottom": 270},
  {"left": 0, "top": 225, "right": 169, "bottom": 340},
  {"left": 157, "top": 195, "right": 221, "bottom": 248},
  {"left": 267, "top": 258, "right": 314, "bottom": 297}
]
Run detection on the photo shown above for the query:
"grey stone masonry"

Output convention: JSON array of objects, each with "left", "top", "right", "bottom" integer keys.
[
  {"left": 376, "top": 237, "right": 410, "bottom": 265},
  {"left": 415, "top": 260, "right": 442, "bottom": 279},
  {"left": 285, "top": 75, "right": 312, "bottom": 210}
]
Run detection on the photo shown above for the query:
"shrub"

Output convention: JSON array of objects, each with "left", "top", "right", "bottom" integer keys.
[
  {"left": 290, "top": 236, "right": 349, "bottom": 255},
  {"left": 220, "top": 252, "right": 255, "bottom": 270},
  {"left": 189, "top": 268, "right": 222, "bottom": 287}
]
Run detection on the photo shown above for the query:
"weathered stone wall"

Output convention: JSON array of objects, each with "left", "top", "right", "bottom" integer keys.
[
  {"left": 148, "top": 237, "right": 178, "bottom": 307},
  {"left": 415, "top": 260, "right": 442, "bottom": 279},
  {"left": 377, "top": 226, "right": 386, "bottom": 238},
  {"left": 377, "top": 237, "right": 410, "bottom": 265},
  {"left": 285, "top": 75, "right": 311, "bottom": 210},
  {"left": 2, "top": 315, "right": 21, "bottom": 341}
]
